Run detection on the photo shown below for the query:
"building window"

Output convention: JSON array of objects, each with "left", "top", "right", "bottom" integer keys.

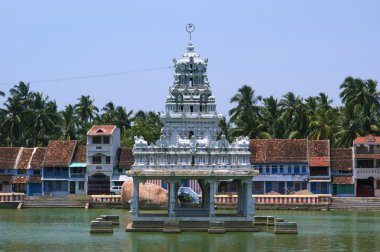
[
  {"left": 33, "top": 170, "right": 41, "bottom": 175},
  {"left": 302, "top": 166, "right": 307, "bottom": 174},
  {"left": 0, "top": 170, "right": 4, "bottom": 174},
  {"left": 279, "top": 165, "right": 283, "bottom": 174},
  {"left": 377, "top": 180, "right": 380, "bottom": 189},
  {"left": 287, "top": 166, "right": 292, "bottom": 174},
  {"left": 0, "top": 184, "right": 2, "bottom": 191},
  {"left": 93, "top": 136, "right": 101, "bottom": 144},
  {"left": 106, "top": 156, "right": 111, "bottom": 164},
  {"left": 103, "top": 136, "right": 110, "bottom": 144},
  {"left": 18, "top": 169, "right": 26, "bottom": 175},
  {"left": 13, "top": 183, "right": 26, "bottom": 193},
  {"left": 294, "top": 165, "right": 300, "bottom": 174},
  {"left": 266, "top": 167, "right": 270, "bottom": 174},
  {"left": 92, "top": 155, "right": 102, "bottom": 164},
  {"left": 258, "top": 166, "right": 263, "bottom": 174},
  {"left": 272, "top": 165, "right": 278, "bottom": 174},
  {"left": 79, "top": 181, "right": 84, "bottom": 190}
]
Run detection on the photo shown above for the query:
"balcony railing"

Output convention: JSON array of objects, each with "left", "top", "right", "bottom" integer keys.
[
  {"left": 354, "top": 168, "right": 380, "bottom": 178},
  {"left": 70, "top": 173, "right": 85, "bottom": 178},
  {"left": 43, "top": 172, "right": 69, "bottom": 179}
]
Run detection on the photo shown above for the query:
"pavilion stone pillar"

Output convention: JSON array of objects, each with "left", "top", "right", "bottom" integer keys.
[
  {"left": 237, "top": 180, "right": 244, "bottom": 216},
  {"left": 243, "top": 179, "right": 254, "bottom": 219},
  {"left": 175, "top": 182, "right": 180, "bottom": 207},
  {"left": 131, "top": 178, "right": 140, "bottom": 218},
  {"left": 168, "top": 180, "right": 177, "bottom": 218},
  {"left": 208, "top": 180, "right": 217, "bottom": 217}
]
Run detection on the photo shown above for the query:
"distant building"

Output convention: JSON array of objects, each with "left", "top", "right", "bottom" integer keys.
[
  {"left": 331, "top": 148, "right": 354, "bottom": 196},
  {"left": 69, "top": 145, "right": 87, "bottom": 195},
  {"left": 0, "top": 147, "right": 20, "bottom": 193},
  {"left": 0, "top": 147, "right": 45, "bottom": 195},
  {"left": 42, "top": 140, "right": 77, "bottom": 196},
  {"left": 86, "top": 125, "right": 120, "bottom": 194},
  {"left": 353, "top": 135, "right": 380, "bottom": 197},
  {"left": 250, "top": 139, "right": 331, "bottom": 194}
]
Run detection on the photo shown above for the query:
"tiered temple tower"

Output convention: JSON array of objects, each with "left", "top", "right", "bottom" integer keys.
[{"left": 127, "top": 25, "right": 257, "bottom": 233}]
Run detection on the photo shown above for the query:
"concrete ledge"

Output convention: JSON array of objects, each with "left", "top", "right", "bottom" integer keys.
[
  {"left": 0, "top": 202, "right": 19, "bottom": 209},
  {"left": 274, "top": 222, "right": 298, "bottom": 234}
]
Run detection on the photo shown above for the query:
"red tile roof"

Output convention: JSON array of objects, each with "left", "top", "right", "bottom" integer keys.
[
  {"left": 250, "top": 139, "right": 330, "bottom": 165},
  {"left": 0, "top": 175, "right": 12, "bottom": 181},
  {"left": 0, "top": 147, "right": 21, "bottom": 169},
  {"left": 118, "top": 148, "right": 134, "bottom": 170},
  {"left": 354, "top": 134, "right": 380, "bottom": 144},
  {"left": 28, "top": 176, "right": 42, "bottom": 183},
  {"left": 309, "top": 157, "right": 329, "bottom": 167},
  {"left": 11, "top": 176, "right": 28, "bottom": 184},
  {"left": 10, "top": 175, "right": 41, "bottom": 184},
  {"left": 72, "top": 145, "right": 86, "bottom": 163},
  {"left": 250, "top": 139, "right": 308, "bottom": 164},
  {"left": 15, "top": 148, "right": 34, "bottom": 169},
  {"left": 308, "top": 140, "right": 330, "bottom": 167},
  {"left": 331, "top": 148, "right": 352, "bottom": 171},
  {"left": 87, "top": 125, "right": 117, "bottom": 136},
  {"left": 30, "top": 147, "right": 46, "bottom": 169},
  {"left": 332, "top": 176, "right": 353, "bottom": 184},
  {"left": 43, "top": 140, "right": 77, "bottom": 167}
]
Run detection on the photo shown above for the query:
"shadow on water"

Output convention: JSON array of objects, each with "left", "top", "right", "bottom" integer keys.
[{"left": 1, "top": 209, "right": 380, "bottom": 251}]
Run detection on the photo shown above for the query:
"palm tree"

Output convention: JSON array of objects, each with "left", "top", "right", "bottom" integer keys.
[
  {"left": 60, "top": 104, "right": 77, "bottom": 140},
  {"left": 27, "top": 92, "right": 62, "bottom": 146},
  {"left": 316, "top": 92, "right": 333, "bottom": 111},
  {"left": 339, "top": 77, "right": 380, "bottom": 135},
  {"left": 335, "top": 104, "right": 365, "bottom": 147},
  {"left": 74, "top": 95, "right": 99, "bottom": 123},
  {"left": 308, "top": 109, "right": 337, "bottom": 141},
  {"left": 229, "top": 85, "right": 262, "bottom": 138},
  {"left": 279, "top": 92, "right": 308, "bottom": 138},
  {"left": 259, "top": 96, "right": 285, "bottom": 138}
]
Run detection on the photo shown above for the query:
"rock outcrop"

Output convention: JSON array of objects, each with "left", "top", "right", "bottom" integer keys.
[{"left": 121, "top": 181, "right": 168, "bottom": 206}]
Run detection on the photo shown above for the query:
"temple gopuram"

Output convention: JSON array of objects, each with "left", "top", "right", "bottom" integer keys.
[{"left": 126, "top": 24, "right": 258, "bottom": 233}]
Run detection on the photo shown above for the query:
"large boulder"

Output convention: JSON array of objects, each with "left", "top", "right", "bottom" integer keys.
[{"left": 121, "top": 181, "right": 168, "bottom": 206}]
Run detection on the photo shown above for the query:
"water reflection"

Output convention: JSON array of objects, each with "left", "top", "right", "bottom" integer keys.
[{"left": 1, "top": 209, "right": 380, "bottom": 251}]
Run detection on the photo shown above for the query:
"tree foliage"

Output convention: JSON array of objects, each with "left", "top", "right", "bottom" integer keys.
[{"left": 0, "top": 76, "right": 378, "bottom": 148}]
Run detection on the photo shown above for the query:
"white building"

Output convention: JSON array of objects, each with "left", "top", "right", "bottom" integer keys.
[{"left": 86, "top": 125, "right": 120, "bottom": 194}]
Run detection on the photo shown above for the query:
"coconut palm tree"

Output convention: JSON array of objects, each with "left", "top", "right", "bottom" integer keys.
[
  {"left": 74, "top": 95, "right": 99, "bottom": 124},
  {"left": 335, "top": 104, "right": 365, "bottom": 147},
  {"left": 27, "top": 92, "right": 62, "bottom": 146},
  {"left": 259, "top": 96, "right": 285, "bottom": 138},
  {"left": 229, "top": 85, "right": 262, "bottom": 138},
  {"left": 60, "top": 104, "right": 77, "bottom": 140},
  {"left": 279, "top": 92, "right": 308, "bottom": 138},
  {"left": 308, "top": 109, "right": 338, "bottom": 141}
]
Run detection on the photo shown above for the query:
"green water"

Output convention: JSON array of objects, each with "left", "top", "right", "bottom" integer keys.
[{"left": 0, "top": 209, "right": 380, "bottom": 252}]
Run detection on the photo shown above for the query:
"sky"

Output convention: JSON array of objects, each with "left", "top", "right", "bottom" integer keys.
[{"left": 1, "top": 0, "right": 379, "bottom": 117}]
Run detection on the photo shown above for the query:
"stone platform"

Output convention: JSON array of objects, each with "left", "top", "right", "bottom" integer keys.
[{"left": 126, "top": 220, "right": 259, "bottom": 233}]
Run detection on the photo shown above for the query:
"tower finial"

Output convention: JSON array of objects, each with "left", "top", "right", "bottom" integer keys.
[{"left": 186, "top": 23, "right": 195, "bottom": 41}]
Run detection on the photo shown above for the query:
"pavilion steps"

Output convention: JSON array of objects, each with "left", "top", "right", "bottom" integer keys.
[
  {"left": 126, "top": 220, "right": 259, "bottom": 232},
  {"left": 329, "top": 197, "right": 380, "bottom": 211},
  {"left": 22, "top": 195, "right": 89, "bottom": 208}
]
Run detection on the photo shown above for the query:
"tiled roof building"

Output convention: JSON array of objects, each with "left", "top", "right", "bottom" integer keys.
[{"left": 43, "top": 140, "right": 77, "bottom": 167}]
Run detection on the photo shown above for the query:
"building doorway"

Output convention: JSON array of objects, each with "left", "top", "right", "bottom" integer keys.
[
  {"left": 356, "top": 177, "right": 374, "bottom": 197},
  {"left": 70, "top": 181, "right": 76, "bottom": 194},
  {"left": 88, "top": 173, "right": 110, "bottom": 195}
]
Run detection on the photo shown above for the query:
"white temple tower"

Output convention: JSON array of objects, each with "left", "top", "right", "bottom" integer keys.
[{"left": 127, "top": 24, "right": 257, "bottom": 233}]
